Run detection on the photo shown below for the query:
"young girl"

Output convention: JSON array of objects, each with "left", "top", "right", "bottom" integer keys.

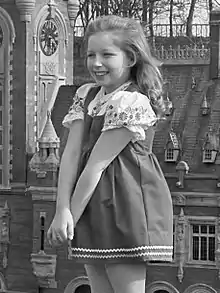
[{"left": 47, "top": 15, "right": 173, "bottom": 293}]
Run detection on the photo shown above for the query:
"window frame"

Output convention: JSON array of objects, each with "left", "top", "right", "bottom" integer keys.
[{"left": 187, "top": 217, "right": 217, "bottom": 266}]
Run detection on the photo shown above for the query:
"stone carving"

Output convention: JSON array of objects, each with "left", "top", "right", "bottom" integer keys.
[
  {"left": 67, "top": 0, "right": 79, "bottom": 28},
  {"left": 15, "top": 0, "right": 36, "bottom": 22},
  {"left": 176, "top": 208, "right": 186, "bottom": 283},
  {"left": 176, "top": 161, "right": 189, "bottom": 188},
  {"left": 31, "top": 251, "right": 57, "bottom": 288},
  {"left": 40, "top": 20, "right": 58, "bottom": 57},
  {"left": 172, "top": 193, "right": 186, "bottom": 206},
  {"left": 43, "top": 62, "right": 56, "bottom": 75}
]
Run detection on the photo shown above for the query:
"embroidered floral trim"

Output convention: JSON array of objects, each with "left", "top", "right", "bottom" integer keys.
[
  {"left": 102, "top": 104, "right": 157, "bottom": 141},
  {"left": 69, "top": 245, "right": 173, "bottom": 261},
  {"left": 62, "top": 93, "right": 84, "bottom": 127},
  {"left": 104, "top": 104, "right": 156, "bottom": 128},
  {"left": 88, "top": 81, "right": 132, "bottom": 117}
]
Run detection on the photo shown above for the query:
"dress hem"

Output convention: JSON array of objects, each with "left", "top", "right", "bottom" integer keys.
[{"left": 69, "top": 245, "right": 173, "bottom": 263}]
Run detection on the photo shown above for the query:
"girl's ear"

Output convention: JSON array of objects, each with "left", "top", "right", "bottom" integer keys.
[{"left": 127, "top": 51, "right": 137, "bottom": 67}]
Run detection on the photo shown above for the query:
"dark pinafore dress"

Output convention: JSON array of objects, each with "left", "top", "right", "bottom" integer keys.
[{"left": 63, "top": 84, "right": 173, "bottom": 264}]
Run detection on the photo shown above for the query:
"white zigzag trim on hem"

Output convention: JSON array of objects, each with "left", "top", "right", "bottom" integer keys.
[
  {"left": 71, "top": 246, "right": 173, "bottom": 253},
  {"left": 70, "top": 252, "right": 173, "bottom": 259}
]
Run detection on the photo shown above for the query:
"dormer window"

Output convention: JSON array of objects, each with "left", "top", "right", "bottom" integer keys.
[
  {"left": 165, "top": 131, "right": 181, "bottom": 162},
  {"left": 204, "top": 149, "right": 212, "bottom": 161},
  {"left": 202, "top": 132, "right": 218, "bottom": 163},
  {"left": 165, "top": 143, "right": 175, "bottom": 162}
]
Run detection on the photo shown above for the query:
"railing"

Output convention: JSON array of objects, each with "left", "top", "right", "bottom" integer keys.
[
  {"left": 143, "top": 23, "right": 210, "bottom": 38},
  {"left": 74, "top": 23, "right": 210, "bottom": 38},
  {"left": 154, "top": 45, "right": 210, "bottom": 60}
]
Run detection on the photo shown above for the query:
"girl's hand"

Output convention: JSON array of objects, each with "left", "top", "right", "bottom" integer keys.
[{"left": 47, "top": 207, "right": 74, "bottom": 246}]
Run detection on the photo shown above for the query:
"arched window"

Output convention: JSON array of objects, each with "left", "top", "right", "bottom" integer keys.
[
  {"left": 75, "top": 284, "right": 91, "bottom": 293},
  {"left": 64, "top": 276, "right": 91, "bottom": 293},
  {"left": 0, "top": 8, "right": 15, "bottom": 188},
  {"left": 147, "top": 281, "right": 179, "bottom": 293}
]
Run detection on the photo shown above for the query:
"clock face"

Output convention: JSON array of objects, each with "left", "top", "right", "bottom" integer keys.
[
  {"left": 0, "top": 26, "right": 3, "bottom": 48},
  {"left": 40, "top": 20, "right": 59, "bottom": 56}
]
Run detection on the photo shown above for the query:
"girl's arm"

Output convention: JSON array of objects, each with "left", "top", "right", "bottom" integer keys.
[
  {"left": 56, "top": 120, "right": 84, "bottom": 210},
  {"left": 70, "top": 127, "right": 133, "bottom": 225}
]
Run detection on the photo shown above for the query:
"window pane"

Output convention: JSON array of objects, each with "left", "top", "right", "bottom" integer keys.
[
  {"left": 193, "top": 225, "right": 199, "bottom": 233},
  {"left": 201, "top": 225, "right": 207, "bottom": 234},
  {"left": 201, "top": 237, "right": 207, "bottom": 260},
  {"left": 193, "top": 236, "right": 199, "bottom": 260},
  {"left": 0, "top": 130, "right": 2, "bottom": 146},
  {"left": 205, "top": 149, "right": 212, "bottom": 160},
  {"left": 0, "top": 89, "right": 2, "bottom": 106},
  {"left": 208, "top": 237, "right": 215, "bottom": 261},
  {"left": 0, "top": 169, "right": 2, "bottom": 185},
  {"left": 209, "top": 225, "right": 215, "bottom": 234},
  {"left": 0, "top": 149, "right": 2, "bottom": 165},
  {"left": 167, "top": 149, "right": 174, "bottom": 160}
]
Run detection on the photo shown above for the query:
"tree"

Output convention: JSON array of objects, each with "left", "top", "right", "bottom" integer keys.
[
  {"left": 186, "top": 0, "right": 197, "bottom": 37},
  {"left": 169, "top": 0, "right": 174, "bottom": 36},
  {"left": 149, "top": 0, "right": 155, "bottom": 36},
  {"left": 142, "top": 0, "right": 147, "bottom": 22}
]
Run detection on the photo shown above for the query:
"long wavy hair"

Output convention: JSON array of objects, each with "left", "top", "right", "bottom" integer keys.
[{"left": 84, "top": 15, "right": 165, "bottom": 117}]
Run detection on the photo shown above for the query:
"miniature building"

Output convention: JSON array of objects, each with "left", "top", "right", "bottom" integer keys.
[{"left": 0, "top": 1, "right": 220, "bottom": 293}]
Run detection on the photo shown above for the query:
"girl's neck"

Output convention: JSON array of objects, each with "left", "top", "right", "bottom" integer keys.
[{"left": 102, "top": 81, "right": 132, "bottom": 95}]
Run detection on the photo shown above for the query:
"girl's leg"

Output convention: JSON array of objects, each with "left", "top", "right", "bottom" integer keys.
[
  {"left": 105, "top": 263, "right": 146, "bottom": 293},
  {"left": 85, "top": 264, "right": 114, "bottom": 293}
]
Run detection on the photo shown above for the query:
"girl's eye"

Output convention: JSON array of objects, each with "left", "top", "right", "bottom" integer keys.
[
  {"left": 103, "top": 53, "right": 114, "bottom": 57},
  {"left": 87, "top": 53, "right": 95, "bottom": 58}
]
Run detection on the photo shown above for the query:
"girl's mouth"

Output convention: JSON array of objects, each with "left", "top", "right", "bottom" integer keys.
[{"left": 94, "top": 71, "right": 109, "bottom": 76}]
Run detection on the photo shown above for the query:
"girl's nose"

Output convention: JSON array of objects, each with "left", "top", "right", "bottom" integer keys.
[{"left": 93, "top": 56, "right": 102, "bottom": 67}]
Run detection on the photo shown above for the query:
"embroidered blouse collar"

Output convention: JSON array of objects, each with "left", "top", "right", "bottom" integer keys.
[{"left": 88, "top": 81, "right": 132, "bottom": 116}]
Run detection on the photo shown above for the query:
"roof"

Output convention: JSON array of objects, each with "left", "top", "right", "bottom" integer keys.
[{"left": 153, "top": 66, "right": 220, "bottom": 173}]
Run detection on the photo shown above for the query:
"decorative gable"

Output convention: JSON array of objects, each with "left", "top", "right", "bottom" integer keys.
[
  {"left": 202, "top": 132, "right": 219, "bottom": 163},
  {"left": 165, "top": 131, "right": 181, "bottom": 162}
]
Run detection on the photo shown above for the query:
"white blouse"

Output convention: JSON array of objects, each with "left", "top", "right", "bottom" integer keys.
[{"left": 62, "top": 83, "right": 158, "bottom": 141}]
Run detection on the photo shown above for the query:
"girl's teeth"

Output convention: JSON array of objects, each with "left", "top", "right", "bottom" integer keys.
[{"left": 95, "top": 72, "right": 107, "bottom": 75}]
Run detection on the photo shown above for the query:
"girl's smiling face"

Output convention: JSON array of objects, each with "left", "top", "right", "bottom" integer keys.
[{"left": 86, "top": 32, "right": 131, "bottom": 94}]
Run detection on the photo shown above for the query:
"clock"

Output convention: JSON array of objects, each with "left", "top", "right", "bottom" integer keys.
[
  {"left": 39, "top": 20, "right": 59, "bottom": 56},
  {"left": 0, "top": 26, "right": 3, "bottom": 48}
]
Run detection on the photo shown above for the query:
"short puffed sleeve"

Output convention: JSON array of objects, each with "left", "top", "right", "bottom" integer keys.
[
  {"left": 62, "top": 83, "right": 95, "bottom": 128},
  {"left": 102, "top": 91, "right": 158, "bottom": 141}
]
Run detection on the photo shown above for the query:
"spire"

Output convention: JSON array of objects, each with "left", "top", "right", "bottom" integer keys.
[
  {"left": 29, "top": 111, "right": 60, "bottom": 177},
  {"left": 39, "top": 111, "right": 60, "bottom": 145},
  {"left": 201, "top": 93, "right": 209, "bottom": 116}
]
